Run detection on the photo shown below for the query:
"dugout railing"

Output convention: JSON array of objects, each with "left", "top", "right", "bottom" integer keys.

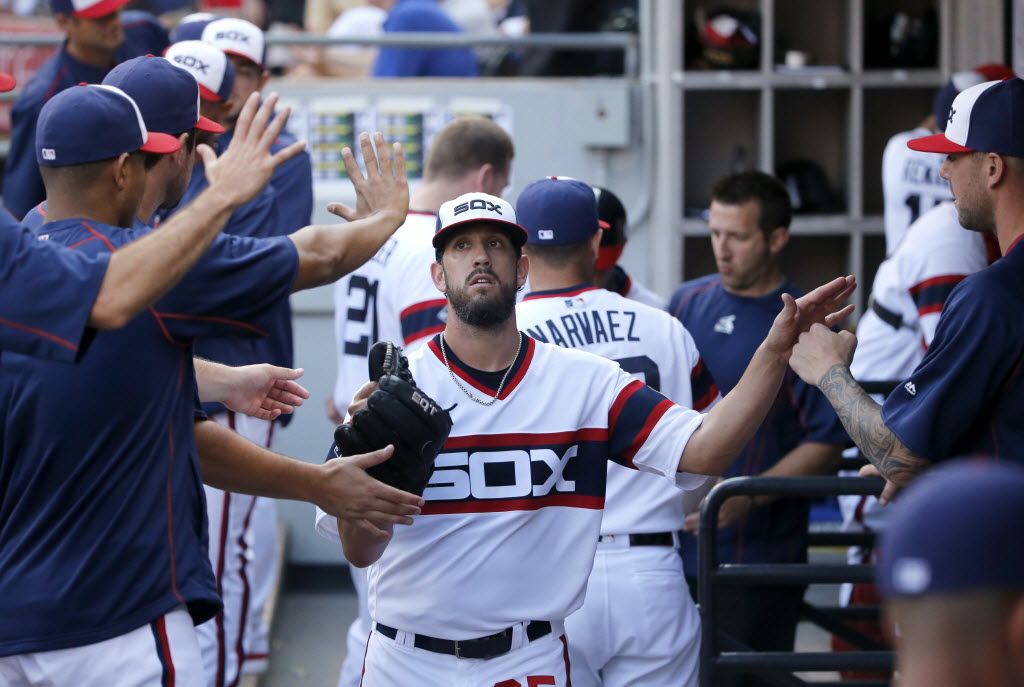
[{"left": 697, "top": 473, "right": 894, "bottom": 687}]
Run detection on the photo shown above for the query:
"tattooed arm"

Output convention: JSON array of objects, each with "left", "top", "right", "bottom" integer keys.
[{"left": 789, "top": 324, "right": 932, "bottom": 491}]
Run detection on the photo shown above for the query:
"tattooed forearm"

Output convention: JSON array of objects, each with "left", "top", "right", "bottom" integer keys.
[{"left": 817, "top": 364, "right": 931, "bottom": 486}]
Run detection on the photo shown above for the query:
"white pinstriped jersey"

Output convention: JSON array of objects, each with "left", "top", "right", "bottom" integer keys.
[
  {"left": 516, "top": 285, "right": 718, "bottom": 534},
  {"left": 316, "top": 336, "right": 705, "bottom": 639},
  {"left": 881, "top": 127, "right": 954, "bottom": 255},
  {"left": 852, "top": 201, "right": 992, "bottom": 388},
  {"left": 332, "top": 211, "right": 443, "bottom": 415}
]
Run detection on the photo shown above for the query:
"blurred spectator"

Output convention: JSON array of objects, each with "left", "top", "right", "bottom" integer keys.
[
  {"left": 290, "top": 1, "right": 386, "bottom": 78},
  {"left": 373, "top": 0, "right": 478, "bottom": 77}
]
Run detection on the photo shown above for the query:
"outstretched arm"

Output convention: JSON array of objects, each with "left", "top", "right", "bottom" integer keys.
[
  {"left": 678, "top": 276, "right": 857, "bottom": 475},
  {"left": 194, "top": 359, "right": 310, "bottom": 420},
  {"left": 194, "top": 418, "right": 423, "bottom": 531},
  {"left": 789, "top": 324, "right": 931, "bottom": 500},
  {"left": 88, "top": 92, "right": 306, "bottom": 329},
  {"left": 288, "top": 132, "right": 409, "bottom": 292}
]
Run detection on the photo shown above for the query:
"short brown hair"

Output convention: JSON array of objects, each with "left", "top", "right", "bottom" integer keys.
[
  {"left": 711, "top": 171, "right": 792, "bottom": 237},
  {"left": 423, "top": 117, "right": 514, "bottom": 182}
]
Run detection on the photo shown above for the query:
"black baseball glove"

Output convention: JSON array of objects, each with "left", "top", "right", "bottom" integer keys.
[{"left": 334, "top": 341, "right": 453, "bottom": 496}]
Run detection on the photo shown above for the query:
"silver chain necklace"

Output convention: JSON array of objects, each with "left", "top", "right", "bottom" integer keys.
[{"left": 439, "top": 331, "right": 523, "bottom": 406}]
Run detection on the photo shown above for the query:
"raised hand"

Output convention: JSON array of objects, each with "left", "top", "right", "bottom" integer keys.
[
  {"left": 199, "top": 91, "right": 307, "bottom": 209},
  {"left": 763, "top": 275, "right": 857, "bottom": 359},
  {"left": 326, "top": 131, "right": 409, "bottom": 226}
]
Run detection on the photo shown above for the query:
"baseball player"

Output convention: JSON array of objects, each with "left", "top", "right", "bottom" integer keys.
[
  {"left": 591, "top": 185, "right": 666, "bottom": 310},
  {"left": 514, "top": 178, "right": 719, "bottom": 686},
  {"left": 2, "top": 0, "right": 169, "bottom": 219},
  {"left": 790, "top": 78, "right": 1024, "bottom": 492},
  {"left": 0, "top": 81, "right": 418, "bottom": 685},
  {"left": 330, "top": 115, "right": 514, "bottom": 687},
  {"left": 880, "top": 63, "right": 1014, "bottom": 254},
  {"left": 316, "top": 192, "right": 855, "bottom": 686},
  {"left": 197, "top": 24, "right": 317, "bottom": 674},
  {"left": 830, "top": 199, "right": 997, "bottom": 676}
]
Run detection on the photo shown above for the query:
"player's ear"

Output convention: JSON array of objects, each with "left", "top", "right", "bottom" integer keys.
[
  {"left": 517, "top": 252, "right": 529, "bottom": 289},
  {"left": 768, "top": 226, "right": 790, "bottom": 255},
  {"left": 987, "top": 152, "right": 1007, "bottom": 189},
  {"left": 430, "top": 261, "right": 447, "bottom": 294},
  {"left": 111, "top": 152, "right": 131, "bottom": 190},
  {"left": 472, "top": 163, "right": 492, "bottom": 193}
]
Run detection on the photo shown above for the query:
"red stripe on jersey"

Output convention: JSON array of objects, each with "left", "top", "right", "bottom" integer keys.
[
  {"left": 0, "top": 316, "right": 79, "bottom": 353},
  {"left": 918, "top": 303, "right": 944, "bottom": 316},
  {"left": 443, "top": 427, "right": 608, "bottom": 450},
  {"left": 498, "top": 336, "right": 535, "bottom": 399},
  {"left": 155, "top": 615, "right": 176, "bottom": 687},
  {"left": 404, "top": 323, "right": 445, "bottom": 345},
  {"left": 153, "top": 311, "right": 269, "bottom": 337},
  {"left": 621, "top": 398, "right": 674, "bottom": 466},
  {"left": 907, "top": 274, "right": 964, "bottom": 296},
  {"left": 608, "top": 380, "right": 644, "bottom": 430},
  {"left": 693, "top": 386, "right": 719, "bottom": 413},
  {"left": 400, "top": 298, "right": 447, "bottom": 318},
  {"left": 521, "top": 285, "right": 601, "bottom": 301},
  {"left": 165, "top": 425, "right": 185, "bottom": 606},
  {"left": 421, "top": 494, "right": 604, "bottom": 515}
]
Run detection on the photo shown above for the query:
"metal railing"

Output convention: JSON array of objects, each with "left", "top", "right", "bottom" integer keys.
[{"left": 698, "top": 476, "right": 894, "bottom": 687}]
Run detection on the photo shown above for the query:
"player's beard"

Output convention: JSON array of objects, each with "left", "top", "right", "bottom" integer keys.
[{"left": 445, "top": 268, "right": 517, "bottom": 330}]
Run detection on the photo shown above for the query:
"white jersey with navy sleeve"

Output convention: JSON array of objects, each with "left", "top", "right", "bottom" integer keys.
[
  {"left": 516, "top": 285, "right": 718, "bottom": 534},
  {"left": 332, "top": 211, "right": 443, "bottom": 415},
  {"left": 881, "top": 127, "right": 953, "bottom": 255},
  {"left": 316, "top": 335, "right": 705, "bottom": 639}
]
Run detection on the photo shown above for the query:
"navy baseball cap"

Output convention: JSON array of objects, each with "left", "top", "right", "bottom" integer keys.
[
  {"left": 50, "top": 0, "right": 130, "bottom": 18},
  {"left": 36, "top": 84, "right": 180, "bottom": 166},
  {"left": 170, "top": 12, "right": 217, "bottom": 44},
  {"left": 165, "top": 41, "right": 235, "bottom": 104},
  {"left": 932, "top": 64, "right": 1015, "bottom": 133},
  {"left": 103, "top": 56, "right": 223, "bottom": 134},
  {"left": 434, "top": 192, "right": 527, "bottom": 249},
  {"left": 910, "top": 77, "right": 1024, "bottom": 156},
  {"left": 877, "top": 460, "right": 1024, "bottom": 598},
  {"left": 517, "top": 177, "right": 605, "bottom": 246},
  {"left": 0, "top": 73, "right": 15, "bottom": 92}
]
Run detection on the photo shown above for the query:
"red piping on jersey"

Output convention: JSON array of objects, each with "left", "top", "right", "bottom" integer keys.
[
  {"left": 608, "top": 380, "right": 644, "bottom": 431},
  {"left": 428, "top": 336, "right": 535, "bottom": 400},
  {"left": 407, "top": 210, "right": 436, "bottom": 217},
  {"left": 66, "top": 236, "right": 98, "bottom": 250},
  {"left": 0, "top": 316, "right": 79, "bottom": 353},
  {"left": 983, "top": 232, "right": 1002, "bottom": 263},
  {"left": 154, "top": 312, "right": 268, "bottom": 338},
  {"left": 1006, "top": 233, "right": 1024, "bottom": 256},
  {"left": 444, "top": 428, "right": 608, "bottom": 450},
  {"left": 359, "top": 629, "right": 372, "bottom": 687},
  {"left": 400, "top": 298, "right": 447, "bottom": 318},
  {"left": 43, "top": 62, "right": 69, "bottom": 101},
  {"left": 37, "top": 202, "right": 46, "bottom": 217},
  {"left": 620, "top": 398, "right": 673, "bottom": 467},
  {"left": 166, "top": 424, "right": 185, "bottom": 606},
  {"left": 521, "top": 285, "right": 601, "bottom": 301},
  {"left": 421, "top": 493, "right": 604, "bottom": 515},
  {"left": 670, "top": 278, "right": 721, "bottom": 318}
]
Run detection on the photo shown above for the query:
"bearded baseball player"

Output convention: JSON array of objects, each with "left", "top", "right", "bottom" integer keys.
[
  {"left": 515, "top": 177, "right": 719, "bottom": 686},
  {"left": 330, "top": 116, "right": 514, "bottom": 687},
  {"left": 316, "top": 191, "right": 855, "bottom": 686}
]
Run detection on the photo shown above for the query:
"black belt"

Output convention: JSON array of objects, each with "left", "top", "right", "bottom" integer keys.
[
  {"left": 868, "top": 296, "right": 907, "bottom": 330},
  {"left": 598, "top": 532, "right": 675, "bottom": 546},
  {"left": 374, "top": 620, "right": 552, "bottom": 660}
]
